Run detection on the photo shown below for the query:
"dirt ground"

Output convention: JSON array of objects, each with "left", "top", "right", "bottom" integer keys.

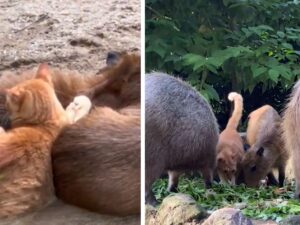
[
  {"left": 0, "top": 0, "right": 140, "bottom": 74},
  {"left": 0, "top": 0, "right": 140, "bottom": 224}
]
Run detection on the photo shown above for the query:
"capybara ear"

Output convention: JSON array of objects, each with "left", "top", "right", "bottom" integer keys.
[
  {"left": 256, "top": 147, "right": 264, "bottom": 157},
  {"left": 106, "top": 51, "right": 121, "bottom": 66},
  {"left": 36, "top": 63, "right": 53, "bottom": 85},
  {"left": 243, "top": 143, "right": 250, "bottom": 151}
]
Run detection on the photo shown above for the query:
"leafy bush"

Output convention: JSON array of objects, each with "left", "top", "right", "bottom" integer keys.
[{"left": 146, "top": 0, "right": 300, "bottom": 129}]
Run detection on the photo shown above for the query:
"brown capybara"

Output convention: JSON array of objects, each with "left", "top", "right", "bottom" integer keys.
[
  {"left": 239, "top": 105, "right": 288, "bottom": 187},
  {"left": 52, "top": 107, "right": 140, "bottom": 216},
  {"left": 283, "top": 80, "right": 300, "bottom": 197}
]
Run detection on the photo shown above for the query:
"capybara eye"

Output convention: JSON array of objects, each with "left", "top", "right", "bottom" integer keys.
[{"left": 250, "top": 166, "right": 256, "bottom": 172}]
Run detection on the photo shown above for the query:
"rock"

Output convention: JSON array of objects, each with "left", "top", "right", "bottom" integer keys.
[
  {"left": 145, "top": 204, "right": 157, "bottom": 225},
  {"left": 202, "top": 207, "right": 253, "bottom": 225},
  {"left": 252, "top": 220, "right": 278, "bottom": 225},
  {"left": 156, "top": 193, "right": 207, "bottom": 225},
  {"left": 280, "top": 215, "right": 300, "bottom": 225}
]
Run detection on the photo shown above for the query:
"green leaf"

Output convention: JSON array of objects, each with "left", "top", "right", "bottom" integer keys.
[
  {"left": 203, "top": 84, "right": 220, "bottom": 101},
  {"left": 182, "top": 54, "right": 206, "bottom": 66},
  {"left": 277, "top": 31, "right": 285, "bottom": 38},
  {"left": 282, "top": 43, "right": 293, "bottom": 49},
  {"left": 268, "top": 69, "right": 279, "bottom": 82},
  {"left": 251, "top": 64, "right": 267, "bottom": 78}
]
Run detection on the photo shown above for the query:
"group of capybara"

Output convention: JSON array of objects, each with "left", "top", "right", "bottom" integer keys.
[
  {"left": 145, "top": 72, "right": 298, "bottom": 205},
  {"left": 0, "top": 51, "right": 141, "bottom": 221}
]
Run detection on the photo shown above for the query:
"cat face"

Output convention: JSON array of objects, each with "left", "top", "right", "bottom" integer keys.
[
  {"left": 5, "top": 64, "right": 64, "bottom": 126},
  {"left": 217, "top": 151, "right": 237, "bottom": 185}
]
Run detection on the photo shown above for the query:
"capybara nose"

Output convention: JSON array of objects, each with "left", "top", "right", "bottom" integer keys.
[{"left": 106, "top": 51, "right": 120, "bottom": 66}]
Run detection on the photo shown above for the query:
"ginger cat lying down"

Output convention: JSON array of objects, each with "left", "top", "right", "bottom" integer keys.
[{"left": 0, "top": 65, "right": 91, "bottom": 219}]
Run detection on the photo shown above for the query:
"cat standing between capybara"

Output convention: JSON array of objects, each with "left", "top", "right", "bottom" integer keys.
[
  {"left": 283, "top": 80, "right": 300, "bottom": 197},
  {"left": 145, "top": 72, "right": 219, "bottom": 205},
  {"left": 216, "top": 92, "right": 244, "bottom": 185},
  {"left": 239, "top": 105, "right": 288, "bottom": 187}
]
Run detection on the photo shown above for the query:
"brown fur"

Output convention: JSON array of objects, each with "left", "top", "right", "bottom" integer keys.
[
  {"left": 216, "top": 92, "right": 244, "bottom": 184},
  {"left": 0, "top": 68, "right": 68, "bottom": 218},
  {"left": 241, "top": 105, "right": 288, "bottom": 187},
  {"left": 52, "top": 107, "right": 140, "bottom": 216},
  {"left": 81, "top": 53, "right": 140, "bottom": 109}
]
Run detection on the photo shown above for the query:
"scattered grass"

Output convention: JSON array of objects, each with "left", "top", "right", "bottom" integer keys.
[{"left": 152, "top": 177, "right": 300, "bottom": 222}]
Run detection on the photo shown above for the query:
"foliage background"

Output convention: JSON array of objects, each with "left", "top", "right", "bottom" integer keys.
[{"left": 146, "top": 0, "right": 300, "bottom": 129}]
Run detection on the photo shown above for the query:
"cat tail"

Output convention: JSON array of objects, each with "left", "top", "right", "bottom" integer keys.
[{"left": 226, "top": 92, "right": 243, "bottom": 130}]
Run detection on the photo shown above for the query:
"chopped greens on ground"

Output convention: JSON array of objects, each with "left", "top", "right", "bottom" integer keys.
[{"left": 152, "top": 177, "right": 300, "bottom": 222}]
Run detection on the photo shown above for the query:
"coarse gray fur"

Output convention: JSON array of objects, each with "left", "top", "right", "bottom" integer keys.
[{"left": 145, "top": 72, "right": 219, "bottom": 205}]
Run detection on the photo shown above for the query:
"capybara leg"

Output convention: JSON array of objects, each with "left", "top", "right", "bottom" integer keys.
[
  {"left": 201, "top": 168, "right": 213, "bottom": 188},
  {"left": 267, "top": 172, "right": 278, "bottom": 186},
  {"left": 167, "top": 171, "right": 181, "bottom": 192},
  {"left": 145, "top": 176, "right": 158, "bottom": 206},
  {"left": 145, "top": 164, "right": 163, "bottom": 206},
  {"left": 278, "top": 165, "right": 286, "bottom": 187},
  {"left": 292, "top": 153, "right": 300, "bottom": 198},
  {"left": 145, "top": 189, "right": 158, "bottom": 206}
]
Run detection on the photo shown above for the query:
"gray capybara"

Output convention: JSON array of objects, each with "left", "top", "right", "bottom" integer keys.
[{"left": 145, "top": 72, "right": 219, "bottom": 205}]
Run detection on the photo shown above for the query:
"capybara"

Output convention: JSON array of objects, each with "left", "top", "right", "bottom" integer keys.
[
  {"left": 283, "top": 80, "right": 300, "bottom": 197},
  {"left": 145, "top": 72, "right": 219, "bottom": 205},
  {"left": 52, "top": 107, "right": 140, "bottom": 216},
  {"left": 240, "top": 105, "right": 288, "bottom": 187}
]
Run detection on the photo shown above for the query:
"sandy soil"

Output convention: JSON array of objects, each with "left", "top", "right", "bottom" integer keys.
[
  {"left": 0, "top": 0, "right": 140, "bottom": 224},
  {"left": 0, "top": 0, "right": 140, "bottom": 73}
]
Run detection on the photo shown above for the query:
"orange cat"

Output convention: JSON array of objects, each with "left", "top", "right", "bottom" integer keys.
[
  {"left": 0, "top": 65, "right": 69, "bottom": 218},
  {"left": 0, "top": 65, "right": 91, "bottom": 219},
  {"left": 216, "top": 92, "right": 244, "bottom": 184}
]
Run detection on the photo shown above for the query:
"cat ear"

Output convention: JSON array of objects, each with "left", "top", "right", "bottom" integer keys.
[
  {"left": 36, "top": 63, "right": 52, "bottom": 84},
  {"left": 5, "top": 88, "right": 25, "bottom": 104},
  {"left": 256, "top": 147, "right": 264, "bottom": 157}
]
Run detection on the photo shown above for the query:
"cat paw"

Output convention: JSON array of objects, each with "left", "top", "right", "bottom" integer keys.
[
  {"left": 66, "top": 95, "right": 92, "bottom": 124},
  {"left": 0, "top": 127, "right": 5, "bottom": 134}
]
